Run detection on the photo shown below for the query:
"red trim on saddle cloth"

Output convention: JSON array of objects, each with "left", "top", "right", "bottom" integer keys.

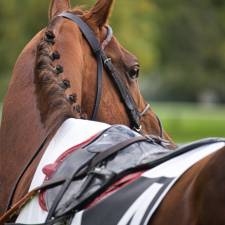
[
  {"left": 39, "top": 134, "right": 98, "bottom": 211},
  {"left": 38, "top": 135, "right": 143, "bottom": 211}
]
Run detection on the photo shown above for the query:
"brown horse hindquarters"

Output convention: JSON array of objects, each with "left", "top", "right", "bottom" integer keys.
[
  {"left": 193, "top": 147, "right": 225, "bottom": 225},
  {"left": 149, "top": 147, "right": 225, "bottom": 225}
]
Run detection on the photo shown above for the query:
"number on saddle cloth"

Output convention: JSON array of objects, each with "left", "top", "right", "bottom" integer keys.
[{"left": 41, "top": 125, "right": 171, "bottom": 219}]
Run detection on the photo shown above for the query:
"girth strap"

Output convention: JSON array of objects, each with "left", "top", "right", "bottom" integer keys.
[{"left": 59, "top": 12, "right": 141, "bottom": 130}]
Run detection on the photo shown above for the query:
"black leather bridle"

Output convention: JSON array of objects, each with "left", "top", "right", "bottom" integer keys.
[{"left": 59, "top": 12, "right": 144, "bottom": 131}]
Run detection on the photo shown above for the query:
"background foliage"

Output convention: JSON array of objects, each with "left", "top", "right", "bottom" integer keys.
[
  {"left": 0, "top": 0, "right": 225, "bottom": 142},
  {"left": 1, "top": 0, "right": 225, "bottom": 102}
]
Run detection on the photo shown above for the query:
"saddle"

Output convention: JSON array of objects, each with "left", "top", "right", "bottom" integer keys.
[{"left": 41, "top": 125, "right": 171, "bottom": 219}]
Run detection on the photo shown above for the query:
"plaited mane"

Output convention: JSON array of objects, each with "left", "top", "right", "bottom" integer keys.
[
  {"left": 34, "top": 0, "right": 115, "bottom": 130},
  {"left": 34, "top": 5, "right": 112, "bottom": 130},
  {"left": 34, "top": 19, "right": 77, "bottom": 130}
]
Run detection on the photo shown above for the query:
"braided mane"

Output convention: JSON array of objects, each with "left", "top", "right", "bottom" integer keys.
[
  {"left": 34, "top": 8, "right": 92, "bottom": 130},
  {"left": 34, "top": 25, "right": 76, "bottom": 130}
]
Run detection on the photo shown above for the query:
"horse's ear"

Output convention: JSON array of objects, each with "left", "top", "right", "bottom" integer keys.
[
  {"left": 85, "top": 0, "right": 115, "bottom": 28},
  {"left": 49, "top": 0, "right": 71, "bottom": 20}
]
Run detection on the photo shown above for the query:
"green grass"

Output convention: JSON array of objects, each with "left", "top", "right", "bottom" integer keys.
[{"left": 151, "top": 102, "right": 225, "bottom": 143}]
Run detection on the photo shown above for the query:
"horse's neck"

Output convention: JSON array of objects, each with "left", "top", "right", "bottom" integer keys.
[
  {"left": 0, "top": 31, "right": 50, "bottom": 213},
  {"left": 0, "top": 30, "right": 48, "bottom": 152}
]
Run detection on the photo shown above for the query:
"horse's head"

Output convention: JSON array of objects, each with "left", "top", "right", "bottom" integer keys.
[
  {"left": 0, "top": 0, "right": 175, "bottom": 214},
  {"left": 35, "top": 0, "right": 172, "bottom": 140}
]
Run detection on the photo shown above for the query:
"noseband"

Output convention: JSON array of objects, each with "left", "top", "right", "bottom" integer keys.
[{"left": 59, "top": 12, "right": 146, "bottom": 131}]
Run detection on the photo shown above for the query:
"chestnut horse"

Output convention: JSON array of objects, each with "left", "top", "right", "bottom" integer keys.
[
  {"left": 1, "top": 1, "right": 225, "bottom": 225},
  {"left": 0, "top": 0, "right": 174, "bottom": 216}
]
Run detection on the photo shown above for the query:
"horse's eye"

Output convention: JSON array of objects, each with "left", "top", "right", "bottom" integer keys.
[{"left": 128, "top": 66, "right": 140, "bottom": 79}]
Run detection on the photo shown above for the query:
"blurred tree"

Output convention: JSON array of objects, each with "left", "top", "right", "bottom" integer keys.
[
  {"left": 0, "top": 0, "right": 225, "bottom": 103},
  {"left": 148, "top": 0, "right": 225, "bottom": 102}
]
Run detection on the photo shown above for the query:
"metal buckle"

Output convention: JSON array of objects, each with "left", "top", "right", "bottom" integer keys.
[
  {"left": 133, "top": 125, "right": 142, "bottom": 133},
  {"left": 139, "top": 104, "right": 150, "bottom": 117},
  {"left": 104, "top": 57, "right": 112, "bottom": 65}
]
